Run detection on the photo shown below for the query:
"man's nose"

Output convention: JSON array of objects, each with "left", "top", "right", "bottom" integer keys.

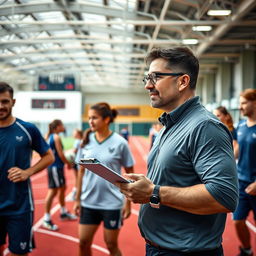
[{"left": 144, "top": 80, "right": 154, "bottom": 90}]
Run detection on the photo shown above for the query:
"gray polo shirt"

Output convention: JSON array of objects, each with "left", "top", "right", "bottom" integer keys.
[{"left": 138, "top": 96, "right": 238, "bottom": 252}]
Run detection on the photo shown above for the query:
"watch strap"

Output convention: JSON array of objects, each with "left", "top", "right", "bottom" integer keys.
[{"left": 152, "top": 185, "right": 160, "bottom": 196}]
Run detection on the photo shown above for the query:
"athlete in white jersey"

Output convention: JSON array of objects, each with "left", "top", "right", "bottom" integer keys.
[{"left": 74, "top": 102, "right": 134, "bottom": 256}]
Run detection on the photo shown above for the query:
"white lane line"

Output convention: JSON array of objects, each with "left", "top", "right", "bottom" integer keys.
[
  {"left": 246, "top": 220, "right": 256, "bottom": 233},
  {"left": 4, "top": 164, "right": 141, "bottom": 256},
  {"left": 35, "top": 228, "right": 110, "bottom": 255},
  {"left": 33, "top": 198, "right": 62, "bottom": 231},
  {"left": 3, "top": 248, "right": 9, "bottom": 256},
  {"left": 131, "top": 137, "right": 148, "bottom": 162}
]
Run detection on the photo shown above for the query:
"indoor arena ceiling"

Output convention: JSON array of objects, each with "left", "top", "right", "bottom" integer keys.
[{"left": 0, "top": 0, "right": 256, "bottom": 90}]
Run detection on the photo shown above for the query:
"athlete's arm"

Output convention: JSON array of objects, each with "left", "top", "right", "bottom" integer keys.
[
  {"left": 233, "top": 140, "right": 239, "bottom": 159},
  {"left": 119, "top": 173, "right": 230, "bottom": 215},
  {"left": 73, "top": 166, "right": 85, "bottom": 216},
  {"left": 7, "top": 149, "right": 54, "bottom": 183},
  {"left": 54, "top": 134, "right": 71, "bottom": 166}
]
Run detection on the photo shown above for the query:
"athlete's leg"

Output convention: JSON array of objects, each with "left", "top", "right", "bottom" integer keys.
[
  {"left": 102, "top": 209, "right": 122, "bottom": 256},
  {"left": 45, "top": 188, "right": 58, "bottom": 213},
  {"left": 58, "top": 185, "right": 66, "bottom": 207},
  {"left": 78, "top": 224, "right": 98, "bottom": 256},
  {"left": 234, "top": 219, "right": 251, "bottom": 248},
  {"left": 104, "top": 228, "right": 121, "bottom": 256},
  {"left": 233, "top": 181, "right": 253, "bottom": 252},
  {"left": 8, "top": 212, "right": 34, "bottom": 256}
]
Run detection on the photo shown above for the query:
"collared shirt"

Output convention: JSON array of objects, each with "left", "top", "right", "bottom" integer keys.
[{"left": 138, "top": 96, "right": 238, "bottom": 252}]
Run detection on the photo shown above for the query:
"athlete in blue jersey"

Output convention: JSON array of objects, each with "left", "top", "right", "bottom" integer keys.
[
  {"left": 42, "top": 119, "right": 77, "bottom": 231},
  {"left": 233, "top": 88, "right": 256, "bottom": 256},
  {"left": 0, "top": 82, "right": 54, "bottom": 256}
]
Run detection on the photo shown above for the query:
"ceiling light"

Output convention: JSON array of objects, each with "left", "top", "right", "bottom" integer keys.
[
  {"left": 207, "top": 9, "right": 231, "bottom": 16},
  {"left": 182, "top": 39, "right": 198, "bottom": 45},
  {"left": 192, "top": 26, "right": 212, "bottom": 32}
]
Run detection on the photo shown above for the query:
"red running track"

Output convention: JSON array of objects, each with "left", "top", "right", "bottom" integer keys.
[{"left": 3, "top": 136, "right": 256, "bottom": 256}]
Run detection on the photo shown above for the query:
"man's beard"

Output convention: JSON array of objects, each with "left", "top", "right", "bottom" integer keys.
[{"left": 0, "top": 109, "right": 12, "bottom": 121}]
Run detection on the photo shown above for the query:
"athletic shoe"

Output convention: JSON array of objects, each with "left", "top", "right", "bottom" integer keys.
[
  {"left": 237, "top": 247, "right": 253, "bottom": 256},
  {"left": 42, "top": 220, "right": 58, "bottom": 231},
  {"left": 60, "top": 212, "right": 77, "bottom": 221}
]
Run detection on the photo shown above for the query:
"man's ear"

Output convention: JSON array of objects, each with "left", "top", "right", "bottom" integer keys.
[
  {"left": 12, "top": 98, "right": 16, "bottom": 106},
  {"left": 178, "top": 74, "right": 190, "bottom": 92}
]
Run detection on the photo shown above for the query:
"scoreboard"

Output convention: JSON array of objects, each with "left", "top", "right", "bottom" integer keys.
[
  {"left": 37, "top": 74, "right": 76, "bottom": 91},
  {"left": 31, "top": 99, "right": 66, "bottom": 109}
]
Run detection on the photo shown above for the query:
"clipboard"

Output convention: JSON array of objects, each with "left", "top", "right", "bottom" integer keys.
[{"left": 78, "top": 158, "right": 131, "bottom": 185}]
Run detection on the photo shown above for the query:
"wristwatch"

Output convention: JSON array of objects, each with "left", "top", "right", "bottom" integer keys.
[{"left": 150, "top": 185, "right": 160, "bottom": 209}]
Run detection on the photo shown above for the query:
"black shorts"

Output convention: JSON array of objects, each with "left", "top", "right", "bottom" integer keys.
[
  {"left": 0, "top": 212, "right": 35, "bottom": 254},
  {"left": 47, "top": 166, "right": 65, "bottom": 188},
  {"left": 79, "top": 207, "right": 123, "bottom": 230},
  {"left": 233, "top": 180, "right": 256, "bottom": 220}
]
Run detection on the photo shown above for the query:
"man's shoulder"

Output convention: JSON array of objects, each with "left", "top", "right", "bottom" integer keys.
[
  {"left": 16, "top": 118, "right": 36, "bottom": 128},
  {"left": 15, "top": 118, "right": 41, "bottom": 136},
  {"left": 185, "top": 105, "right": 219, "bottom": 126},
  {"left": 237, "top": 119, "right": 246, "bottom": 128}
]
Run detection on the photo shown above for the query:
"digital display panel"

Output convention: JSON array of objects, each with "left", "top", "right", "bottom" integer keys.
[
  {"left": 37, "top": 74, "right": 76, "bottom": 91},
  {"left": 31, "top": 99, "right": 66, "bottom": 109},
  {"left": 116, "top": 108, "right": 140, "bottom": 116}
]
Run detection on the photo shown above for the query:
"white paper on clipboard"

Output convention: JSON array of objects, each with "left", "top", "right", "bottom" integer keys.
[{"left": 78, "top": 158, "right": 130, "bottom": 185}]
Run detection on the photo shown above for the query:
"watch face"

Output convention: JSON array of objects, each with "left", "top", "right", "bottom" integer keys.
[{"left": 150, "top": 195, "right": 160, "bottom": 204}]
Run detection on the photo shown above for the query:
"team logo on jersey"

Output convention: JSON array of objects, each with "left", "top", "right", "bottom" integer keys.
[
  {"left": 252, "top": 133, "right": 256, "bottom": 139},
  {"left": 20, "top": 242, "right": 27, "bottom": 250},
  {"left": 108, "top": 147, "right": 115, "bottom": 153},
  {"left": 110, "top": 220, "right": 117, "bottom": 227},
  {"left": 16, "top": 136, "right": 23, "bottom": 142},
  {"left": 237, "top": 131, "right": 242, "bottom": 136}
]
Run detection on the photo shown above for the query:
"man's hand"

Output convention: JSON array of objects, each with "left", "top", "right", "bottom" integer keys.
[
  {"left": 245, "top": 182, "right": 256, "bottom": 195},
  {"left": 8, "top": 167, "right": 30, "bottom": 182},
  {"left": 117, "top": 173, "right": 154, "bottom": 204}
]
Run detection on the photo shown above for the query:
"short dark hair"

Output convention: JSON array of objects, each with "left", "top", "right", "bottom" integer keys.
[
  {"left": 0, "top": 81, "right": 14, "bottom": 98},
  {"left": 145, "top": 47, "right": 199, "bottom": 89},
  {"left": 240, "top": 88, "right": 256, "bottom": 101}
]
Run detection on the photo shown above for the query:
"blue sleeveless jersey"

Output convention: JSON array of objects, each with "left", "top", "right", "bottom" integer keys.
[
  {"left": 0, "top": 118, "right": 50, "bottom": 216},
  {"left": 47, "top": 134, "right": 64, "bottom": 168}
]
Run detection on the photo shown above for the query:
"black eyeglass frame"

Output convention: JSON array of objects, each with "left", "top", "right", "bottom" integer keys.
[{"left": 143, "top": 72, "right": 185, "bottom": 85}]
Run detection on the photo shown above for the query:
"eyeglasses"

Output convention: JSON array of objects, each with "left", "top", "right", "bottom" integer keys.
[{"left": 142, "top": 72, "right": 184, "bottom": 86}]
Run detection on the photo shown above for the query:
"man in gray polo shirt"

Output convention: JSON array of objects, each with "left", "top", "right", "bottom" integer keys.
[{"left": 118, "top": 47, "right": 238, "bottom": 256}]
